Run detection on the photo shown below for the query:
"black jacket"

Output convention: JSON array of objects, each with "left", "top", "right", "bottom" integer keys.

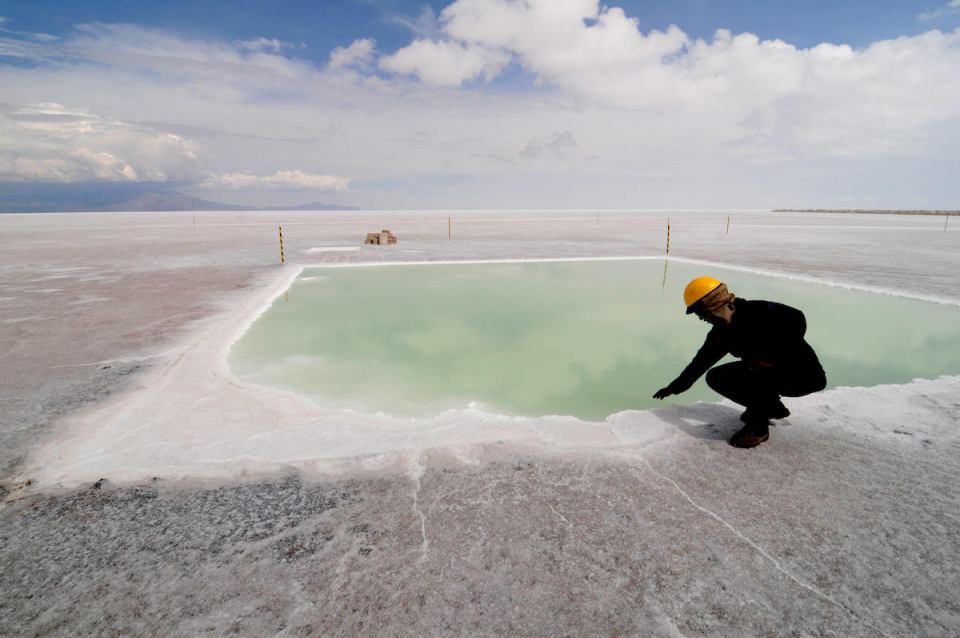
[{"left": 667, "top": 299, "right": 822, "bottom": 394}]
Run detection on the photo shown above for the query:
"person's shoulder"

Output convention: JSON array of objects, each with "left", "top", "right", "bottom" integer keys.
[
  {"left": 737, "top": 299, "right": 800, "bottom": 319},
  {"left": 744, "top": 299, "right": 805, "bottom": 320},
  {"left": 737, "top": 298, "right": 767, "bottom": 311},
  {"left": 741, "top": 298, "right": 791, "bottom": 309}
]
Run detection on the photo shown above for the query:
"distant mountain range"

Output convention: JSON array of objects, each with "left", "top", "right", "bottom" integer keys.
[
  {"left": 0, "top": 191, "right": 359, "bottom": 213},
  {"left": 774, "top": 208, "right": 958, "bottom": 215}
]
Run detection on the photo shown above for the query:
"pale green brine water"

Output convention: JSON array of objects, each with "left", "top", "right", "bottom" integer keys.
[{"left": 229, "top": 260, "right": 960, "bottom": 421}]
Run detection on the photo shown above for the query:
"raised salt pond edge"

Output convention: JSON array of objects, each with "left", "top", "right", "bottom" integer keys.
[
  {"left": 15, "top": 254, "right": 959, "bottom": 490},
  {"left": 224, "top": 256, "right": 960, "bottom": 424}
]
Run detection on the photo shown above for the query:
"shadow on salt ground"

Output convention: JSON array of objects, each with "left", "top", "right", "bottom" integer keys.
[{"left": 653, "top": 402, "right": 744, "bottom": 441}]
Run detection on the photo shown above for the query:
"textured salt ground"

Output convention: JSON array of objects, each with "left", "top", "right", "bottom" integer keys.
[
  {"left": 2, "top": 425, "right": 958, "bottom": 637},
  {"left": 1, "top": 209, "right": 959, "bottom": 636}
]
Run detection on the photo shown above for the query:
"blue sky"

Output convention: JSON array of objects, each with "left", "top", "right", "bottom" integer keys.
[
  {"left": 5, "top": 0, "right": 955, "bottom": 53},
  {"left": 1, "top": 0, "right": 959, "bottom": 209}
]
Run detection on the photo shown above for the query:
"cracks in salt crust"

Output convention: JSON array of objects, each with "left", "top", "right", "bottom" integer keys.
[
  {"left": 634, "top": 454, "right": 893, "bottom": 638},
  {"left": 531, "top": 462, "right": 687, "bottom": 636},
  {"left": 533, "top": 464, "right": 591, "bottom": 549},
  {"left": 408, "top": 453, "right": 429, "bottom": 562},
  {"left": 545, "top": 499, "right": 575, "bottom": 531},
  {"left": 51, "top": 354, "right": 165, "bottom": 369}
]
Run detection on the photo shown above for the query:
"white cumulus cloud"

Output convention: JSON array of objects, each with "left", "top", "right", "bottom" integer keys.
[
  {"left": 2, "top": 8, "right": 959, "bottom": 208},
  {"left": 0, "top": 103, "right": 203, "bottom": 183},
  {"left": 328, "top": 38, "right": 376, "bottom": 70},
  {"left": 378, "top": 0, "right": 960, "bottom": 157},
  {"left": 379, "top": 39, "right": 510, "bottom": 86},
  {"left": 200, "top": 170, "right": 351, "bottom": 191}
]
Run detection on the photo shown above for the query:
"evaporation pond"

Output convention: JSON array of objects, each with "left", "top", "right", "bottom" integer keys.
[{"left": 229, "top": 260, "right": 960, "bottom": 421}]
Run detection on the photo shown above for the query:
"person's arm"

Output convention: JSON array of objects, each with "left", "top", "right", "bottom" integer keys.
[{"left": 653, "top": 329, "right": 728, "bottom": 399}]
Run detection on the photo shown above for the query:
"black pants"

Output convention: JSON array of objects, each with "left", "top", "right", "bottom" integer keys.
[{"left": 705, "top": 360, "right": 827, "bottom": 418}]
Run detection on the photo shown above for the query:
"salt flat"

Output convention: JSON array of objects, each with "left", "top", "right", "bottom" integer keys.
[{"left": 1, "top": 209, "right": 958, "bottom": 636}]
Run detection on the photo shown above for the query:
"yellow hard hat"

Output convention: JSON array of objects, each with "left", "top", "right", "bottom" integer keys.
[{"left": 684, "top": 276, "right": 721, "bottom": 313}]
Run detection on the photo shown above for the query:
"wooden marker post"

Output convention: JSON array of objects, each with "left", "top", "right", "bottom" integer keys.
[
  {"left": 279, "top": 225, "right": 285, "bottom": 264},
  {"left": 666, "top": 218, "right": 671, "bottom": 255},
  {"left": 448, "top": 215, "right": 451, "bottom": 238},
  {"left": 726, "top": 215, "right": 730, "bottom": 235}
]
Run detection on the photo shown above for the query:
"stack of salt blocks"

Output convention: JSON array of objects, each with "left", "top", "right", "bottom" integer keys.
[{"left": 364, "top": 230, "right": 398, "bottom": 245}]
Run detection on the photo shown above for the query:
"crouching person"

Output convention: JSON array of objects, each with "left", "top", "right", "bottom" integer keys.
[{"left": 653, "top": 277, "right": 827, "bottom": 448}]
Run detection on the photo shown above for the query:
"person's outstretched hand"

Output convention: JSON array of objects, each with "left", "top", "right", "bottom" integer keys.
[{"left": 652, "top": 387, "right": 673, "bottom": 400}]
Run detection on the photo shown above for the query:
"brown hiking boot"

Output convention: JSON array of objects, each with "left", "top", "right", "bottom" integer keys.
[
  {"left": 740, "top": 401, "right": 790, "bottom": 423},
  {"left": 730, "top": 421, "right": 770, "bottom": 448},
  {"left": 770, "top": 400, "right": 790, "bottom": 419}
]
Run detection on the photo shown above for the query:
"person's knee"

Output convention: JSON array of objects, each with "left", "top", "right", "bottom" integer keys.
[
  {"left": 812, "top": 369, "right": 827, "bottom": 393},
  {"left": 705, "top": 366, "right": 726, "bottom": 392},
  {"left": 801, "top": 365, "right": 827, "bottom": 394},
  {"left": 783, "top": 368, "right": 827, "bottom": 397}
]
